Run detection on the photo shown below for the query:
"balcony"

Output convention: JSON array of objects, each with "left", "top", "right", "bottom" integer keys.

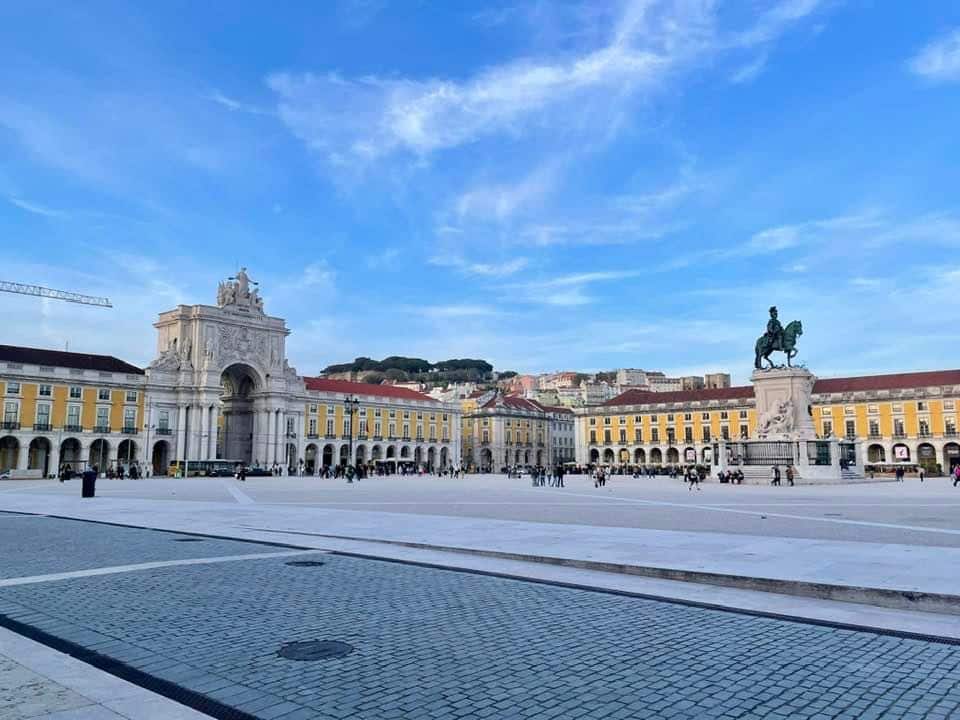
[
  {"left": 325, "top": 433, "right": 337, "bottom": 439},
  {"left": 156, "top": 427, "right": 172, "bottom": 436},
  {"left": 372, "top": 435, "right": 383, "bottom": 441},
  {"left": 93, "top": 426, "right": 111, "bottom": 434},
  {"left": 286, "top": 431, "right": 298, "bottom": 439},
  {"left": 845, "top": 433, "right": 857, "bottom": 441},
  {"left": 402, "top": 435, "right": 411, "bottom": 441},
  {"left": 121, "top": 426, "right": 138, "bottom": 435},
  {"left": 892, "top": 432, "right": 907, "bottom": 439},
  {"left": 33, "top": 423, "right": 52, "bottom": 432},
  {"left": 868, "top": 432, "right": 881, "bottom": 439},
  {"left": 357, "top": 434, "right": 368, "bottom": 441},
  {"left": 64, "top": 424, "right": 84, "bottom": 433},
  {"left": 918, "top": 431, "right": 933, "bottom": 439},
  {"left": 945, "top": 430, "right": 958, "bottom": 438},
  {"left": 1, "top": 421, "right": 18, "bottom": 430},
  {"left": 307, "top": 433, "right": 319, "bottom": 440}
]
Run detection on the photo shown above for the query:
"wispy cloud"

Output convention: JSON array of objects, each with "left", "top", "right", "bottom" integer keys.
[
  {"left": 730, "top": 54, "right": 768, "bottom": 84},
  {"left": 5, "top": 196, "right": 65, "bottom": 218},
  {"left": 429, "top": 255, "right": 529, "bottom": 278},
  {"left": 909, "top": 29, "right": 960, "bottom": 82},
  {"left": 206, "top": 90, "right": 272, "bottom": 116},
  {"left": 415, "top": 304, "right": 502, "bottom": 319},
  {"left": 454, "top": 163, "right": 560, "bottom": 221}
]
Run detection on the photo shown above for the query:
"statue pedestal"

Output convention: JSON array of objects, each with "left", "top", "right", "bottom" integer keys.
[{"left": 750, "top": 367, "right": 816, "bottom": 441}]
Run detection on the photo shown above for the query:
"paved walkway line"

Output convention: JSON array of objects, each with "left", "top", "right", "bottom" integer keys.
[
  {"left": 220, "top": 479, "right": 255, "bottom": 505},
  {"left": 0, "top": 626, "right": 210, "bottom": 719},
  {"left": 537, "top": 488, "right": 960, "bottom": 536},
  {"left": 0, "top": 549, "right": 325, "bottom": 588}
]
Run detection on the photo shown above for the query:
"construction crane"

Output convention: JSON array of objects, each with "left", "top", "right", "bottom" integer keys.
[{"left": 0, "top": 281, "right": 112, "bottom": 308}]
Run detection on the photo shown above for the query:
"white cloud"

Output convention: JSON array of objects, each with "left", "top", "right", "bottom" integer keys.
[
  {"left": 416, "top": 304, "right": 502, "bottom": 318},
  {"left": 5, "top": 196, "right": 65, "bottom": 218},
  {"left": 206, "top": 91, "right": 272, "bottom": 116},
  {"left": 909, "top": 29, "right": 960, "bottom": 82},
  {"left": 455, "top": 163, "right": 560, "bottom": 221},
  {"left": 729, "top": 0, "right": 824, "bottom": 48},
  {"left": 266, "top": 0, "right": 721, "bottom": 167},
  {"left": 429, "top": 255, "right": 529, "bottom": 278},
  {"left": 730, "top": 54, "right": 768, "bottom": 84}
]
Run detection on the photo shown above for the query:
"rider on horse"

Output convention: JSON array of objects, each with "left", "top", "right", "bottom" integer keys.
[{"left": 766, "top": 306, "right": 784, "bottom": 351}]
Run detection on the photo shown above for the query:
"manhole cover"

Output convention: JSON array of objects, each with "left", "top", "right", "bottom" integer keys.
[
  {"left": 277, "top": 640, "right": 354, "bottom": 661},
  {"left": 285, "top": 560, "right": 326, "bottom": 567},
  {"left": 172, "top": 538, "right": 204, "bottom": 542}
]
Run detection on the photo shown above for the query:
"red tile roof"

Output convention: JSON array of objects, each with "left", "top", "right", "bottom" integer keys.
[
  {"left": 812, "top": 369, "right": 960, "bottom": 394},
  {"left": 0, "top": 344, "right": 144, "bottom": 375},
  {"left": 604, "top": 386, "right": 754, "bottom": 407},
  {"left": 303, "top": 377, "right": 438, "bottom": 402}
]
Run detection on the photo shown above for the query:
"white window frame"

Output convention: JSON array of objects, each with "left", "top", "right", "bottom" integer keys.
[{"left": 98, "top": 388, "right": 111, "bottom": 401}]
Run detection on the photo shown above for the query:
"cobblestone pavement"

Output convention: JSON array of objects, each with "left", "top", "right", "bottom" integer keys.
[{"left": 2, "top": 517, "right": 960, "bottom": 719}]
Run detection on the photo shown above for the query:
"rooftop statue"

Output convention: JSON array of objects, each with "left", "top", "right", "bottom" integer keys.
[
  {"left": 217, "top": 267, "right": 264, "bottom": 313},
  {"left": 754, "top": 306, "right": 802, "bottom": 369}
]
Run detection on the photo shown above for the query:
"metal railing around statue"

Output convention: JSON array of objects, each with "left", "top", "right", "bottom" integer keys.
[{"left": 725, "top": 441, "right": 796, "bottom": 466}]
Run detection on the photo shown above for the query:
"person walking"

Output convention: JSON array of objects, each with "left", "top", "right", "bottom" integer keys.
[
  {"left": 771, "top": 464, "right": 781, "bottom": 486},
  {"left": 953, "top": 464, "right": 960, "bottom": 487},
  {"left": 786, "top": 464, "right": 795, "bottom": 487},
  {"left": 919, "top": 467, "right": 925, "bottom": 483},
  {"left": 239, "top": 465, "right": 247, "bottom": 482},
  {"left": 895, "top": 466, "right": 904, "bottom": 483}
]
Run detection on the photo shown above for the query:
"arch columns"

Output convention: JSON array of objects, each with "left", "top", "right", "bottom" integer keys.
[{"left": 176, "top": 404, "right": 187, "bottom": 462}]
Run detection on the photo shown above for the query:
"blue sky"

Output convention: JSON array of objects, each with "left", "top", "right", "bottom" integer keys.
[{"left": 2, "top": 1, "right": 959, "bottom": 383}]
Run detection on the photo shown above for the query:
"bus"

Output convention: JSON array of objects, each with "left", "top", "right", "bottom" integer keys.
[{"left": 167, "top": 459, "right": 243, "bottom": 477}]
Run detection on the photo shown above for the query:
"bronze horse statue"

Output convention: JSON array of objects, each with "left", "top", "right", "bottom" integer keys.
[{"left": 754, "top": 320, "right": 803, "bottom": 369}]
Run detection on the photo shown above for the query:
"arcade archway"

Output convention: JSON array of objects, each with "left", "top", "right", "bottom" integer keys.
[{"left": 220, "top": 363, "right": 260, "bottom": 464}]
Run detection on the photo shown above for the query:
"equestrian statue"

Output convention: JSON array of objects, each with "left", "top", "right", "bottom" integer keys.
[{"left": 754, "top": 306, "right": 803, "bottom": 369}]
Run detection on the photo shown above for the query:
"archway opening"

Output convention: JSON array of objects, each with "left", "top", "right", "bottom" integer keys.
[
  {"left": 286, "top": 442, "right": 298, "bottom": 471},
  {"left": 944, "top": 442, "right": 960, "bottom": 472},
  {"left": 0, "top": 436, "right": 18, "bottom": 472},
  {"left": 480, "top": 448, "right": 492, "bottom": 471},
  {"left": 338, "top": 444, "right": 349, "bottom": 466},
  {"left": 602, "top": 448, "right": 615, "bottom": 464},
  {"left": 666, "top": 447, "right": 680, "bottom": 464},
  {"left": 650, "top": 448, "right": 663, "bottom": 464},
  {"left": 867, "top": 444, "right": 885, "bottom": 463},
  {"left": 89, "top": 439, "right": 110, "bottom": 473},
  {"left": 427, "top": 447, "right": 436, "bottom": 470},
  {"left": 322, "top": 444, "right": 335, "bottom": 469},
  {"left": 589, "top": 448, "right": 600, "bottom": 464},
  {"left": 60, "top": 438, "right": 83, "bottom": 473},
  {"left": 117, "top": 439, "right": 138, "bottom": 472},
  {"left": 220, "top": 363, "right": 260, "bottom": 464},
  {"left": 918, "top": 443, "right": 937, "bottom": 473},
  {"left": 28, "top": 437, "right": 51, "bottom": 476},
  {"left": 634, "top": 448, "right": 646, "bottom": 464},
  {"left": 440, "top": 447, "right": 448, "bottom": 468},
  {"left": 152, "top": 440, "right": 170, "bottom": 476},
  {"left": 892, "top": 443, "right": 911, "bottom": 463},
  {"left": 305, "top": 444, "right": 318, "bottom": 474}
]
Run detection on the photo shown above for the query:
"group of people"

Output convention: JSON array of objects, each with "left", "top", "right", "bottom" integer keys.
[
  {"left": 770, "top": 464, "right": 796, "bottom": 486},
  {"left": 529, "top": 466, "right": 567, "bottom": 487},
  {"left": 716, "top": 469, "right": 746, "bottom": 484},
  {"left": 57, "top": 462, "right": 144, "bottom": 482}
]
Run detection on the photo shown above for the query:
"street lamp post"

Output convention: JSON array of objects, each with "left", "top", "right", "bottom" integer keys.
[{"left": 343, "top": 396, "right": 359, "bottom": 483}]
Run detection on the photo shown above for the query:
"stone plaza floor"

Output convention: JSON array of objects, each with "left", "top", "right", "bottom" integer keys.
[
  {"left": 2, "top": 474, "right": 960, "bottom": 718},
  {"left": 1, "top": 513, "right": 959, "bottom": 720}
]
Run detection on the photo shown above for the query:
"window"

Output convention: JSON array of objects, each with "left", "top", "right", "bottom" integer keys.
[
  {"left": 126, "top": 390, "right": 138, "bottom": 402},
  {"left": 651, "top": 428, "right": 659, "bottom": 442},
  {"left": 845, "top": 420, "right": 855, "bottom": 439},
  {"left": 822, "top": 420, "right": 833, "bottom": 437},
  {"left": 650, "top": 415, "right": 658, "bottom": 423},
  {"left": 894, "top": 418, "right": 905, "bottom": 436},
  {"left": 739, "top": 410, "right": 748, "bottom": 419},
  {"left": 892, "top": 403, "right": 903, "bottom": 413},
  {"left": 308, "top": 418, "right": 318, "bottom": 436},
  {"left": 945, "top": 400, "right": 955, "bottom": 411},
  {"left": 619, "top": 416, "right": 626, "bottom": 424},
  {"left": 98, "top": 389, "right": 111, "bottom": 401},
  {"left": 619, "top": 429, "right": 626, "bottom": 443},
  {"left": 918, "top": 401, "right": 927, "bottom": 411},
  {"left": 96, "top": 407, "right": 109, "bottom": 429},
  {"left": 158, "top": 410, "right": 170, "bottom": 430},
  {"left": 919, "top": 418, "right": 930, "bottom": 436},
  {"left": 701, "top": 412, "right": 710, "bottom": 421},
  {"left": 374, "top": 421, "right": 382, "bottom": 437},
  {"left": 373, "top": 407, "right": 381, "bottom": 417},
  {"left": 389, "top": 409, "right": 396, "bottom": 418},
  {"left": 868, "top": 404, "right": 878, "bottom": 414},
  {"left": 3, "top": 401, "right": 18, "bottom": 424},
  {"left": 403, "top": 411, "right": 410, "bottom": 419},
  {"left": 739, "top": 424, "right": 749, "bottom": 439},
  {"left": 702, "top": 427, "right": 711, "bottom": 442},
  {"left": 69, "top": 386, "right": 82, "bottom": 399},
  {"left": 6, "top": 382, "right": 20, "bottom": 395},
  {"left": 667, "top": 428, "right": 676, "bottom": 443},
  {"left": 589, "top": 430, "right": 597, "bottom": 443},
  {"left": 309, "top": 403, "right": 318, "bottom": 413},
  {"left": 634, "top": 415, "right": 642, "bottom": 423},
  {"left": 402, "top": 423, "right": 409, "bottom": 438},
  {"left": 482, "top": 430, "right": 489, "bottom": 443},
  {"left": 844, "top": 406, "right": 855, "bottom": 416},
  {"left": 38, "top": 384, "right": 52, "bottom": 397},
  {"left": 667, "top": 414, "right": 674, "bottom": 422},
  {"left": 721, "top": 426, "right": 729, "bottom": 441},
  {"left": 720, "top": 411, "right": 729, "bottom": 420},
  {"left": 34, "top": 403, "right": 50, "bottom": 427},
  {"left": 343, "top": 416, "right": 352, "bottom": 436},
  {"left": 124, "top": 407, "right": 136, "bottom": 430},
  {"left": 684, "top": 427, "right": 693, "bottom": 443},
  {"left": 589, "top": 418, "right": 596, "bottom": 426},
  {"left": 359, "top": 418, "right": 368, "bottom": 436},
  {"left": 683, "top": 413, "right": 692, "bottom": 422},
  {"left": 326, "top": 418, "right": 335, "bottom": 436},
  {"left": 634, "top": 429, "right": 642, "bottom": 442},
  {"left": 868, "top": 419, "right": 879, "bottom": 437},
  {"left": 388, "top": 422, "right": 396, "bottom": 437},
  {"left": 67, "top": 405, "right": 81, "bottom": 428},
  {"left": 327, "top": 405, "right": 335, "bottom": 415},
  {"left": 603, "top": 417, "right": 611, "bottom": 425},
  {"left": 506, "top": 431, "right": 513, "bottom": 444},
  {"left": 947, "top": 418, "right": 957, "bottom": 435},
  {"left": 604, "top": 429, "right": 611, "bottom": 443}
]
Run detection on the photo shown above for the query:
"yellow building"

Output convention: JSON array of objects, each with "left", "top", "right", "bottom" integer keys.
[
  {"left": 0, "top": 344, "right": 145, "bottom": 477},
  {"left": 577, "top": 369, "right": 960, "bottom": 474}
]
